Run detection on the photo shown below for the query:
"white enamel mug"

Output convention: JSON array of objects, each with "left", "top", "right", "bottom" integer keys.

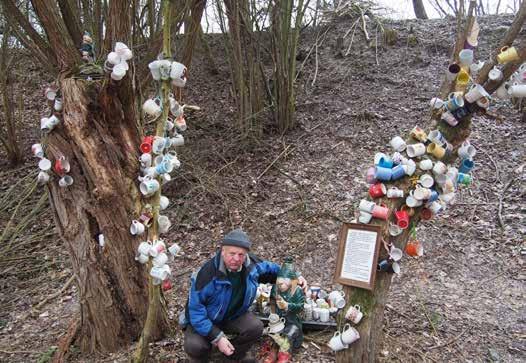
[
  {"left": 419, "top": 159, "right": 433, "bottom": 171},
  {"left": 153, "top": 252, "right": 168, "bottom": 267},
  {"left": 58, "top": 175, "right": 74, "bottom": 187},
  {"left": 359, "top": 199, "right": 375, "bottom": 213},
  {"left": 345, "top": 305, "right": 363, "bottom": 324}
]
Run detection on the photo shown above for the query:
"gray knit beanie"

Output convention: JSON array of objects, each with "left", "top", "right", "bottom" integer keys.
[{"left": 221, "top": 229, "right": 252, "bottom": 250}]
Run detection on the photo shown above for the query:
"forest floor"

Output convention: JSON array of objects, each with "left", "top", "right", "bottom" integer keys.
[{"left": 0, "top": 11, "right": 525, "bottom": 363}]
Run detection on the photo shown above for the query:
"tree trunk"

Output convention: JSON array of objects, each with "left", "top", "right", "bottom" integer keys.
[
  {"left": 44, "top": 77, "right": 165, "bottom": 353},
  {"left": 412, "top": 0, "right": 429, "bottom": 19},
  {"left": 181, "top": 0, "right": 207, "bottom": 69}
]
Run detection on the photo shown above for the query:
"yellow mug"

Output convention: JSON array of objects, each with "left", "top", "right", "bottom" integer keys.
[
  {"left": 456, "top": 69, "right": 470, "bottom": 86},
  {"left": 427, "top": 143, "right": 446, "bottom": 159},
  {"left": 497, "top": 46, "right": 519, "bottom": 64}
]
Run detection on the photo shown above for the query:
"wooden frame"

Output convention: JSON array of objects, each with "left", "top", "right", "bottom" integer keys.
[{"left": 333, "top": 222, "right": 382, "bottom": 290}]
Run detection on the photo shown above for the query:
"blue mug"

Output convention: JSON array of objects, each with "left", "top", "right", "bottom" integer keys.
[
  {"left": 391, "top": 164, "right": 406, "bottom": 180},
  {"left": 427, "top": 190, "right": 439, "bottom": 203},
  {"left": 458, "top": 159, "right": 474, "bottom": 174},
  {"left": 375, "top": 166, "right": 392, "bottom": 181},
  {"left": 377, "top": 156, "right": 394, "bottom": 169},
  {"left": 155, "top": 161, "right": 172, "bottom": 175}
]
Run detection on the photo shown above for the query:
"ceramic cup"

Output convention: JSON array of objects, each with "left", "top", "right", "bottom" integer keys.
[
  {"left": 153, "top": 252, "right": 168, "bottom": 267},
  {"left": 31, "top": 143, "right": 44, "bottom": 158},
  {"left": 497, "top": 46, "right": 519, "bottom": 64},
  {"left": 158, "top": 215, "right": 171, "bottom": 234},
  {"left": 464, "top": 84, "right": 490, "bottom": 103},
  {"left": 419, "top": 158, "right": 433, "bottom": 171},
  {"left": 328, "top": 291, "right": 346, "bottom": 309},
  {"left": 160, "top": 195, "right": 170, "bottom": 210},
  {"left": 390, "top": 136, "right": 406, "bottom": 152},
  {"left": 341, "top": 324, "right": 360, "bottom": 344},
  {"left": 389, "top": 222, "right": 403, "bottom": 236},
  {"left": 130, "top": 220, "right": 145, "bottom": 235},
  {"left": 319, "top": 308, "right": 330, "bottom": 323},
  {"left": 359, "top": 199, "right": 376, "bottom": 213},
  {"left": 386, "top": 187, "right": 404, "bottom": 198},
  {"left": 168, "top": 243, "right": 181, "bottom": 256},
  {"left": 58, "top": 175, "right": 74, "bottom": 187},
  {"left": 38, "top": 158, "right": 52, "bottom": 171},
  {"left": 328, "top": 331, "right": 349, "bottom": 352},
  {"left": 406, "top": 143, "right": 426, "bottom": 158},
  {"left": 137, "top": 241, "right": 152, "bottom": 255},
  {"left": 135, "top": 253, "right": 149, "bottom": 264},
  {"left": 358, "top": 211, "right": 373, "bottom": 224},
  {"left": 432, "top": 161, "right": 447, "bottom": 176},
  {"left": 150, "top": 264, "right": 171, "bottom": 280},
  {"left": 37, "top": 171, "right": 50, "bottom": 184},
  {"left": 458, "top": 142, "right": 476, "bottom": 159},
  {"left": 419, "top": 174, "right": 434, "bottom": 188},
  {"left": 345, "top": 306, "right": 363, "bottom": 324}
]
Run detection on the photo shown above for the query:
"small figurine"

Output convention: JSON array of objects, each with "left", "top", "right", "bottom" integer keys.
[
  {"left": 261, "top": 257, "right": 305, "bottom": 363},
  {"left": 80, "top": 32, "right": 94, "bottom": 61}
]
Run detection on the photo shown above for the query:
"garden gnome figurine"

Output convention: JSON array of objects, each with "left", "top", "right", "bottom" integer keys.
[
  {"left": 80, "top": 32, "right": 94, "bottom": 61},
  {"left": 263, "top": 257, "right": 305, "bottom": 363}
]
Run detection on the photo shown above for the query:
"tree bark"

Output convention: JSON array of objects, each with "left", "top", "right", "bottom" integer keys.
[
  {"left": 31, "top": 0, "right": 81, "bottom": 72},
  {"left": 181, "top": 0, "right": 207, "bottom": 69},
  {"left": 412, "top": 0, "right": 429, "bottom": 19},
  {"left": 45, "top": 78, "right": 150, "bottom": 352}
]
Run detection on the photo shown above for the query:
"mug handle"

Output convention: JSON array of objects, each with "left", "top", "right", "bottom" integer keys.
[
  {"left": 333, "top": 331, "right": 341, "bottom": 337},
  {"left": 354, "top": 305, "right": 361, "bottom": 311},
  {"left": 500, "top": 46, "right": 509, "bottom": 52},
  {"left": 340, "top": 291, "right": 345, "bottom": 298},
  {"left": 343, "top": 323, "right": 351, "bottom": 331},
  {"left": 280, "top": 317, "right": 286, "bottom": 324}
]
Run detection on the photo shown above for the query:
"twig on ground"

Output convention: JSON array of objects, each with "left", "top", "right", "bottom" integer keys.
[
  {"left": 479, "top": 147, "right": 500, "bottom": 183},
  {"left": 426, "top": 329, "right": 467, "bottom": 350},
  {"left": 344, "top": 19, "right": 359, "bottom": 56},
  {"left": 0, "top": 349, "right": 39, "bottom": 355},
  {"left": 386, "top": 334, "right": 438, "bottom": 363},
  {"left": 311, "top": 35, "right": 319, "bottom": 86},
  {"left": 34, "top": 275, "right": 75, "bottom": 311},
  {"left": 497, "top": 178, "right": 516, "bottom": 228},
  {"left": 257, "top": 145, "right": 293, "bottom": 180}
]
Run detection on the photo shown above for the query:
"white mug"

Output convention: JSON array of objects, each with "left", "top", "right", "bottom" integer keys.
[
  {"left": 38, "top": 158, "right": 52, "bottom": 171},
  {"left": 432, "top": 161, "right": 447, "bottom": 175},
  {"left": 152, "top": 136, "right": 166, "bottom": 154},
  {"left": 341, "top": 324, "right": 360, "bottom": 344},
  {"left": 390, "top": 136, "right": 406, "bottom": 152},
  {"left": 135, "top": 253, "right": 149, "bottom": 264},
  {"left": 139, "top": 178, "right": 160, "bottom": 196},
  {"left": 419, "top": 159, "right": 433, "bottom": 171},
  {"left": 58, "top": 175, "right": 74, "bottom": 187},
  {"left": 130, "top": 220, "right": 145, "bottom": 235},
  {"left": 458, "top": 142, "right": 476, "bottom": 159},
  {"left": 319, "top": 308, "right": 330, "bottom": 323},
  {"left": 54, "top": 98, "right": 63, "bottom": 112},
  {"left": 358, "top": 199, "right": 375, "bottom": 213},
  {"left": 148, "top": 60, "right": 162, "bottom": 81},
  {"left": 31, "top": 143, "right": 44, "bottom": 158},
  {"left": 37, "top": 171, "right": 50, "bottom": 184},
  {"left": 158, "top": 215, "right": 171, "bottom": 234},
  {"left": 406, "top": 195, "right": 422, "bottom": 208},
  {"left": 137, "top": 241, "right": 152, "bottom": 255},
  {"left": 406, "top": 143, "right": 426, "bottom": 158},
  {"left": 389, "top": 247, "right": 403, "bottom": 261},
  {"left": 328, "top": 331, "right": 348, "bottom": 352},
  {"left": 419, "top": 174, "right": 434, "bottom": 188},
  {"left": 160, "top": 195, "right": 170, "bottom": 210},
  {"left": 170, "top": 62, "right": 187, "bottom": 87},
  {"left": 153, "top": 252, "right": 168, "bottom": 267},
  {"left": 386, "top": 187, "right": 404, "bottom": 198},
  {"left": 142, "top": 99, "right": 161, "bottom": 117},
  {"left": 401, "top": 159, "right": 416, "bottom": 176},
  {"left": 389, "top": 222, "right": 403, "bottom": 236},
  {"left": 312, "top": 307, "right": 321, "bottom": 320},
  {"left": 358, "top": 211, "right": 372, "bottom": 224},
  {"left": 488, "top": 67, "right": 503, "bottom": 81},
  {"left": 158, "top": 59, "right": 172, "bottom": 80},
  {"left": 140, "top": 153, "right": 152, "bottom": 168},
  {"left": 170, "top": 134, "right": 185, "bottom": 147},
  {"left": 328, "top": 291, "right": 346, "bottom": 309},
  {"left": 150, "top": 264, "right": 171, "bottom": 280}
]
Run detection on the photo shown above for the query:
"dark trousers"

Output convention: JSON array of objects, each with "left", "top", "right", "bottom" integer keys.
[{"left": 184, "top": 312, "right": 263, "bottom": 362}]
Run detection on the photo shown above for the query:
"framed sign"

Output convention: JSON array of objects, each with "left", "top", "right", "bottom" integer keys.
[{"left": 334, "top": 223, "right": 382, "bottom": 290}]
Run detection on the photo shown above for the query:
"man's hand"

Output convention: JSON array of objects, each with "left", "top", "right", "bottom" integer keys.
[
  {"left": 276, "top": 295, "right": 288, "bottom": 311},
  {"left": 298, "top": 276, "right": 308, "bottom": 295},
  {"left": 216, "top": 336, "right": 235, "bottom": 356}
]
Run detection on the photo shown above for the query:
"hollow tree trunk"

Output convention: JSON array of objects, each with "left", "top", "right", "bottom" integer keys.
[{"left": 44, "top": 77, "right": 165, "bottom": 352}]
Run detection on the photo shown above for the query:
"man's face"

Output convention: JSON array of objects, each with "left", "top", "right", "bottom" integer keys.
[{"left": 221, "top": 245, "right": 247, "bottom": 271}]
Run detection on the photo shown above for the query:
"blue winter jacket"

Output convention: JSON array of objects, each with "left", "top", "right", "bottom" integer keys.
[{"left": 185, "top": 251, "right": 280, "bottom": 342}]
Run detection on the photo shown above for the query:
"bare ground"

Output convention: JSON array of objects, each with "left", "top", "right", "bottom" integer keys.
[{"left": 0, "top": 14, "right": 524, "bottom": 363}]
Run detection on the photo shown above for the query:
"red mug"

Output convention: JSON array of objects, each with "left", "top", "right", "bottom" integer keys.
[
  {"left": 372, "top": 204, "right": 389, "bottom": 220},
  {"left": 421, "top": 208, "right": 433, "bottom": 221},
  {"left": 369, "top": 183, "right": 386, "bottom": 199},
  {"left": 162, "top": 279, "right": 173, "bottom": 292},
  {"left": 395, "top": 210, "right": 409, "bottom": 229},
  {"left": 405, "top": 241, "right": 423, "bottom": 257},
  {"left": 140, "top": 136, "right": 154, "bottom": 153},
  {"left": 54, "top": 159, "right": 66, "bottom": 176}
]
